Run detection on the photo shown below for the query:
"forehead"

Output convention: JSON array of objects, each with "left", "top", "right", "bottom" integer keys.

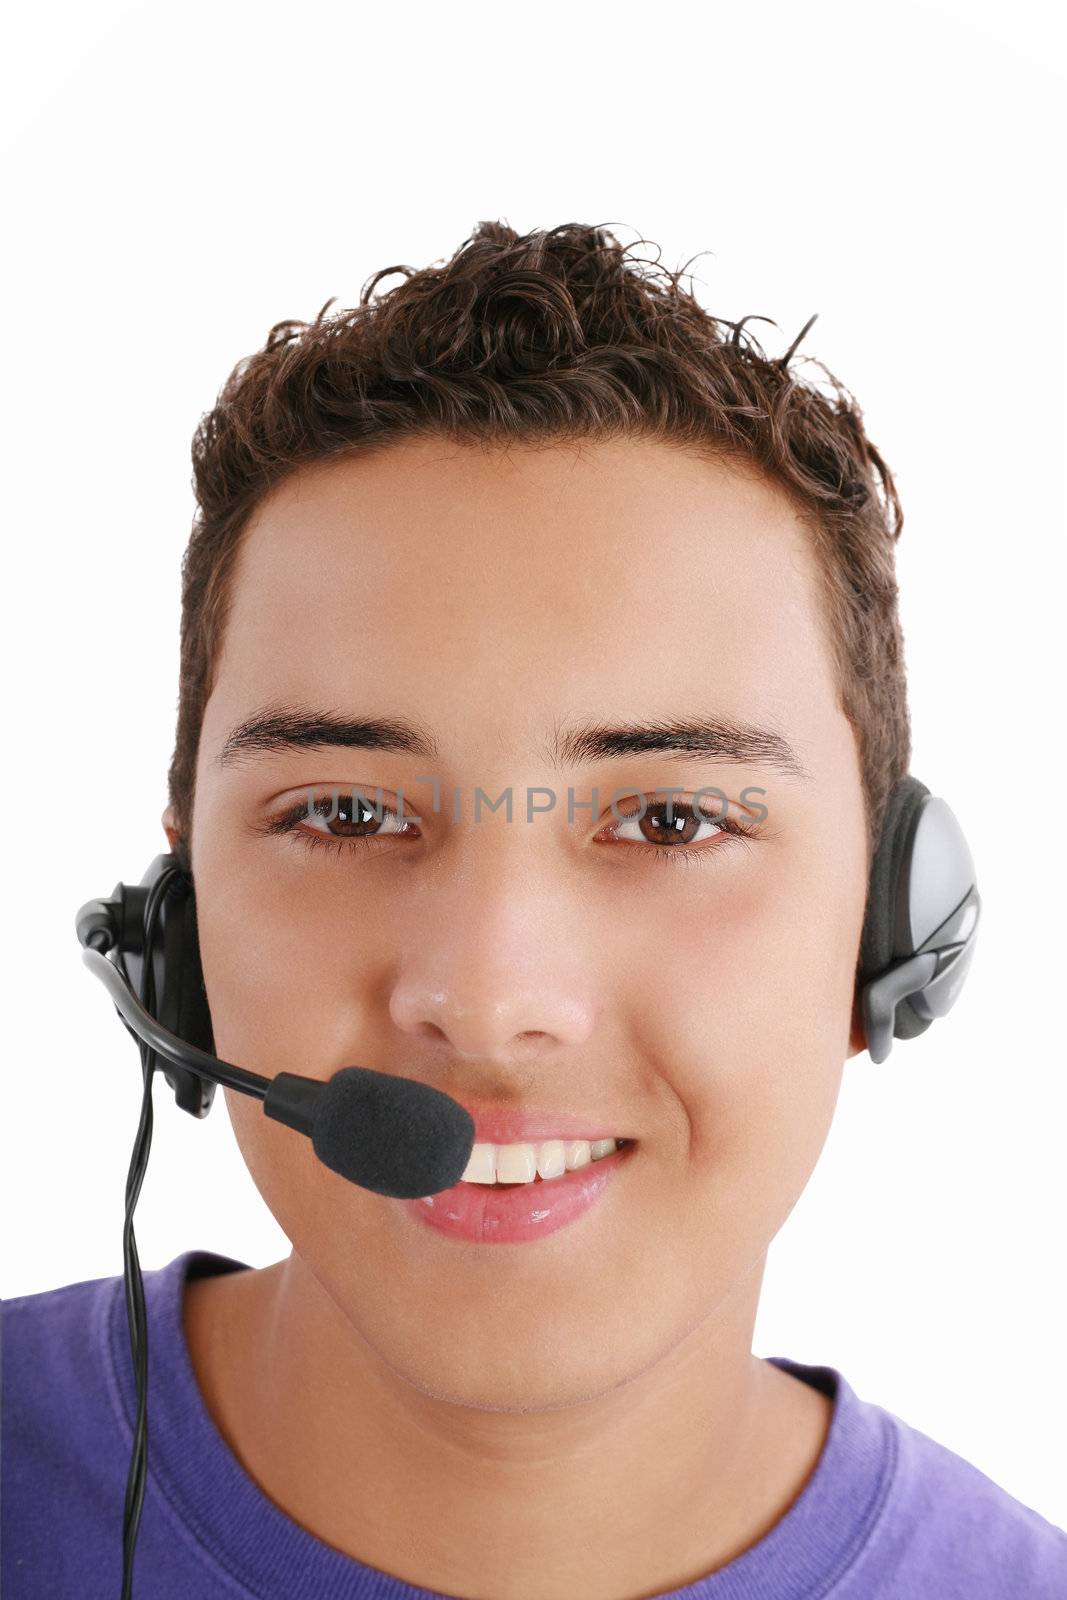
[{"left": 204, "top": 435, "right": 840, "bottom": 764}]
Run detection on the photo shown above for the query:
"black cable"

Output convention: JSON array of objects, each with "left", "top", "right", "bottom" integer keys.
[{"left": 115, "top": 865, "right": 180, "bottom": 1599}]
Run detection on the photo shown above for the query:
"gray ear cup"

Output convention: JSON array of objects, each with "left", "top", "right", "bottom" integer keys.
[{"left": 857, "top": 775, "right": 981, "bottom": 1064}]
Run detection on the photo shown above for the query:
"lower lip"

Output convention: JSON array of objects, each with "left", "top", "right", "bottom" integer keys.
[{"left": 399, "top": 1142, "right": 637, "bottom": 1244}]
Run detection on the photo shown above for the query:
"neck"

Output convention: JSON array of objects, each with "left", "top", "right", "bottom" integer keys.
[{"left": 183, "top": 1250, "right": 831, "bottom": 1600}]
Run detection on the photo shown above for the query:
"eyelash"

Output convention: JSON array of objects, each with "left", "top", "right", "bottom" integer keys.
[{"left": 260, "top": 793, "right": 760, "bottom": 868}]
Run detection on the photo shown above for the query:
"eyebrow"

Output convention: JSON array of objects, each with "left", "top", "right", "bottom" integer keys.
[{"left": 216, "top": 702, "right": 811, "bottom": 781}]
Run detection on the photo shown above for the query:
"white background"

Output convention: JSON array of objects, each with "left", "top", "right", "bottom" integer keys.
[{"left": 3, "top": 0, "right": 1065, "bottom": 1533}]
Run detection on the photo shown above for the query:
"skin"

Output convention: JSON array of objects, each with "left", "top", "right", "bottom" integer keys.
[{"left": 163, "top": 434, "right": 870, "bottom": 1600}]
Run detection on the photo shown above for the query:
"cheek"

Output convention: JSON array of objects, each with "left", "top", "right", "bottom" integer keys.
[
  {"left": 630, "top": 842, "right": 862, "bottom": 1247},
  {"left": 192, "top": 834, "right": 378, "bottom": 1077},
  {"left": 223, "top": 1086, "right": 396, "bottom": 1264},
  {"left": 223, "top": 1089, "right": 303, "bottom": 1219}
]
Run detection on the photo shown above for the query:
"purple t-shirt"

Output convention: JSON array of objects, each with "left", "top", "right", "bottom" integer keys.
[{"left": 4, "top": 1249, "right": 1065, "bottom": 1598}]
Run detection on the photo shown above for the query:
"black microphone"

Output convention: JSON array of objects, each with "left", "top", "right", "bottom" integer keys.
[{"left": 77, "top": 913, "right": 476, "bottom": 1200}]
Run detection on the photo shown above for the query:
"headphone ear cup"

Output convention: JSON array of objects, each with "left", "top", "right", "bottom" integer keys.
[
  {"left": 888, "top": 994, "right": 933, "bottom": 1041},
  {"left": 858, "top": 775, "right": 931, "bottom": 985},
  {"left": 175, "top": 878, "right": 215, "bottom": 1059},
  {"left": 137, "top": 856, "right": 216, "bottom": 1118},
  {"left": 857, "top": 776, "right": 980, "bottom": 1064}
]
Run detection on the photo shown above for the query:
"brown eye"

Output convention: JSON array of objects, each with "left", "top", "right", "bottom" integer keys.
[
  {"left": 290, "top": 790, "right": 419, "bottom": 847},
  {"left": 610, "top": 799, "right": 726, "bottom": 850},
  {"left": 313, "top": 793, "right": 392, "bottom": 838}
]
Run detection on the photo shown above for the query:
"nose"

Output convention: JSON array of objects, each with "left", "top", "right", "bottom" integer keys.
[
  {"left": 390, "top": 979, "right": 596, "bottom": 1062},
  {"left": 386, "top": 858, "right": 598, "bottom": 1064}
]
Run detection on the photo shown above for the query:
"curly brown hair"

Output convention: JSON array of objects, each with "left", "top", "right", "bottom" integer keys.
[{"left": 168, "top": 218, "right": 909, "bottom": 894}]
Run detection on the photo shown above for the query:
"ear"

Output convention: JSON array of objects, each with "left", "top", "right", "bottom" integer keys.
[
  {"left": 847, "top": 985, "right": 867, "bottom": 1059},
  {"left": 161, "top": 804, "right": 183, "bottom": 855}
]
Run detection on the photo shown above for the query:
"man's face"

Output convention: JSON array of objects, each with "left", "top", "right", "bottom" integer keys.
[{"left": 173, "top": 435, "right": 868, "bottom": 1409}]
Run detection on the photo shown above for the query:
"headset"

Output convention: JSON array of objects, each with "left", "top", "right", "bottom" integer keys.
[{"left": 74, "top": 769, "right": 979, "bottom": 1598}]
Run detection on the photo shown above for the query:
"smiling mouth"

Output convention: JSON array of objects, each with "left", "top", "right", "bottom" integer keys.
[{"left": 472, "top": 1137, "right": 638, "bottom": 1187}]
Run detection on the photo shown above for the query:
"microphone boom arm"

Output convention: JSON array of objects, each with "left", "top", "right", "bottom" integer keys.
[{"left": 80, "top": 944, "right": 269, "bottom": 1101}]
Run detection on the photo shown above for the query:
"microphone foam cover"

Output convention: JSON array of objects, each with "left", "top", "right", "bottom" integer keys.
[{"left": 312, "top": 1067, "right": 476, "bottom": 1198}]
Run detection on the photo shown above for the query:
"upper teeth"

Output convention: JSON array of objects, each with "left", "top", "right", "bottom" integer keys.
[{"left": 461, "top": 1138, "right": 623, "bottom": 1185}]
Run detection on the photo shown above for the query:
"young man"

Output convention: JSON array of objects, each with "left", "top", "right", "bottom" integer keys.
[{"left": 5, "top": 221, "right": 1065, "bottom": 1598}]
